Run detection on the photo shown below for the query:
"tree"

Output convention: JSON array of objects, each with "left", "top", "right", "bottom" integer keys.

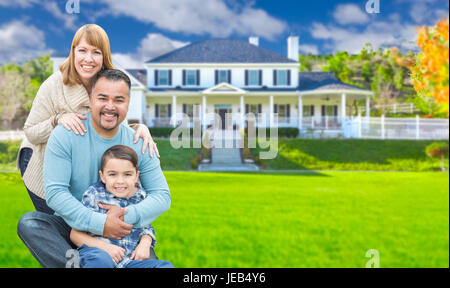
[
  {"left": 411, "top": 18, "right": 449, "bottom": 116},
  {"left": 426, "top": 142, "right": 449, "bottom": 172}
]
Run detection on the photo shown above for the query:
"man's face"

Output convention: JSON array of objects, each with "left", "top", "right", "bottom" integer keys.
[{"left": 90, "top": 77, "right": 129, "bottom": 137}]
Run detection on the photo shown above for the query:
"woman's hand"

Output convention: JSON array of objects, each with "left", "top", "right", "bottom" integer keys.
[
  {"left": 58, "top": 113, "right": 87, "bottom": 135},
  {"left": 130, "top": 235, "right": 152, "bottom": 261},
  {"left": 133, "top": 124, "right": 160, "bottom": 158}
]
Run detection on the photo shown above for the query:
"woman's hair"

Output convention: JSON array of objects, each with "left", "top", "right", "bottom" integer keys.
[
  {"left": 59, "top": 24, "right": 115, "bottom": 86},
  {"left": 100, "top": 145, "right": 138, "bottom": 172}
]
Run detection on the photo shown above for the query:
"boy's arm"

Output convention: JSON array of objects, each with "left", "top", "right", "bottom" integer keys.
[
  {"left": 123, "top": 151, "right": 171, "bottom": 228},
  {"left": 140, "top": 225, "right": 157, "bottom": 248},
  {"left": 70, "top": 229, "right": 108, "bottom": 249}
]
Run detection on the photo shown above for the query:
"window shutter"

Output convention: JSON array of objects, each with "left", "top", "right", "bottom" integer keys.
[
  {"left": 245, "top": 104, "right": 249, "bottom": 114},
  {"left": 168, "top": 70, "right": 172, "bottom": 86},
  {"left": 273, "top": 70, "right": 277, "bottom": 86},
  {"left": 258, "top": 104, "right": 262, "bottom": 114},
  {"left": 287, "top": 104, "right": 290, "bottom": 117},
  {"left": 182, "top": 70, "right": 186, "bottom": 86},
  {"left": 155, "top": 104, "right": 159, "bottom": 117},
  {"left": 215, "top": 70, "right": 218, "bottom": 85},
  {"left": 245, "top": 70, "right": 248, "bottom": 86},
  {"left": 334, "top": 105, "right": 338, "bottom": 116},
  {"left": 183, "top": 104, "right": 187, "bottom": 114},
  {"left": 154, "top": 70, "right": 158, "bottom": 86},
  {"left": 274, "top": 104, "right": 278, "bottom": 113},
  {"left": 311, "top": 105, "right": 315, "bottom": 116},
  {"left": 259, "top": 70, "right": 262, "bottom": 85},
  {"left": 287, "top": 70, "right": 291, "bottom": 86},
  {"left": 228, "top": 70, "right": 232, "bottom": 84},
  {"left": 321, "top": 105, "right": 325, "bottom": 116},
  {"left": 196, "top": 70, "right": 200, "bottom": 86},
  {"left": 168, "top": 104, "right": 172, "bottom": 118}
]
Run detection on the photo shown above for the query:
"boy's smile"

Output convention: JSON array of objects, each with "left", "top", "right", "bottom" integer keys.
[{"left": 99, "top": 158, "right": 140, "bottom": 199}]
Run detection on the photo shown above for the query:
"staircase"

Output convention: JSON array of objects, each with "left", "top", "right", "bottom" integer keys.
[{"left": 198, "top": 130, "right": 259, "bottom": 172}]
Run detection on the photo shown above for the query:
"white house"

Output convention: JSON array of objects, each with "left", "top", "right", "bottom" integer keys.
[
  {"left": 124, "top": 36, "right": 373, "bottom": 136},
  {"left": 51, "top": 37, "right": 372, "bottom": 136}
]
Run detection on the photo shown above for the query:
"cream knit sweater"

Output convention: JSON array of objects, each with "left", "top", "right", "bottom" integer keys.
[{"left": 19, "top": 71, "right": 91, "bottom": 199}]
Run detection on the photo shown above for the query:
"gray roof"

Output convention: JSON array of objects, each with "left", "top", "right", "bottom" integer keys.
[
  {"left": 146, "top": 39, "right": 297, "bottom": 64},
  {"left": 299, "top": 72, "right": 367, "bottom": 91},
  {"left": 127, "top": 69, "right": 147, "bottom": 87}
]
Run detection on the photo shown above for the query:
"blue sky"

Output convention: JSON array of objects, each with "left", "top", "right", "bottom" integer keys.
[{"left": 0, "top": 0, "right": 448, "bottom": 68}]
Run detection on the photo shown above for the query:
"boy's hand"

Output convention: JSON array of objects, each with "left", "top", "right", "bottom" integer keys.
[
  {"left": 99, "top": 242, "right": 125, "bottom": 264},
  {"left": 130, "top": 235, "right": 152, "bottom": 261}
]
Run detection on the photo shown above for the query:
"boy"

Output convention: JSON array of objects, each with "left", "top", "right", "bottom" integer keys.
[{"left": 70, "top": 145, "right": 173, "bottom": 268}]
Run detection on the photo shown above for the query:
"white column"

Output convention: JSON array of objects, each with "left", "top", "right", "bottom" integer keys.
[
  {"left": 298, "top": 95, "right": 303, "bottom": 131},
  {"left": 202, "top": 95, "right": 207, "bottom": 131},
  {"left": 366, "top": 95, "right": 371, "bottom": 119},
  {"left": 269, "top": 95, "right": 274, "bottom": 127},
  {"left": 240, "top": 95, "right": 245, "bottom": 130},
  {"left": 172, "top": 95, "right": 177, "bottom": 127},
  {"left": 341, "top": 93, "right": 346, "bottom": 126},
  {"left": 416, "top": 114, "right": 420, "bottom": 140}
]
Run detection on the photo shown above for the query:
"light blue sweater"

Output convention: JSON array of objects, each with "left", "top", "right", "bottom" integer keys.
[{"left": 43, "top": 113, "right": 171, "bottom": 236}]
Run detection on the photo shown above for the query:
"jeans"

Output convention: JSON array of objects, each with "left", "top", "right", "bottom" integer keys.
[
  {"left": 78, "top": 245, "right": 174, "bottom": 268},
  {"left": 17, "top": 211, "right": 160, "bottom": 268},
  {"left": 18, "top": 148, "right": 54, "bottom": 215}
]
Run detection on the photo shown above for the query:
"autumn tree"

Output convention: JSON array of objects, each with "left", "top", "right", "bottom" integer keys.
[{"left": 411, "top": 18, "right": 449, "bottom": 116}]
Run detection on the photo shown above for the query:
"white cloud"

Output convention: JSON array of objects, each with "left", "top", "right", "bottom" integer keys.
[
  {"left": 310, "top": 17, "right": 418, "bottom": 54},
  {"left": 298, "top": 44, "right": 319, "bottom": 55},
  {"left": 42, "top": 1, "right": 78, "bottom": 30},
  {"left": 113, "top": 33, "right": 189, "bottom": 69},
  {"left": 333, "top": 4, "right": 369, "bottom": 25},
  {"left": 0, "top": 0, "right": 39, "bottom": 8},
  {"left": 0, "top": 20, "right": 51, "bottom": 65},
  {"left": 94, "top": 0, "right": 287, "bottom": 40}
]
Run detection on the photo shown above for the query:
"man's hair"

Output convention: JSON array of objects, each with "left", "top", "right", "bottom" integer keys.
[
  {"left": 92, "top": 69, "right": 131, "bottom": 95},
  {"left": 100, "top": 145, "right": 138, "bottom": 172}
]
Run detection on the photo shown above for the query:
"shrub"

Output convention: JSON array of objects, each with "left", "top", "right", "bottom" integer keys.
[{"left": 425, "top": 142, "right": 449, "bottom": 171}]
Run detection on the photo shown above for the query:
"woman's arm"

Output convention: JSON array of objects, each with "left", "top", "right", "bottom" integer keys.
[{"left": 130, "top": 124, "right": 160, "bottom": 158}]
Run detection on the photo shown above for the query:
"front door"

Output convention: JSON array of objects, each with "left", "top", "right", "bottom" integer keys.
[{"left": 218, "top": 109, "right": 227, "bottom": 129}]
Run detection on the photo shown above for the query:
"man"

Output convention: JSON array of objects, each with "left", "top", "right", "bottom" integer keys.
[{"left": 17, "top": 69, "right": 171, "bottom": 268}]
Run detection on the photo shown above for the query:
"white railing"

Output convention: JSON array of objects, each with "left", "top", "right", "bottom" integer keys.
[
  {"left": 344, "top": 116, "right": 449, "bottom": 140},
  {"left": 0, "top": 130, "right": 24, "bottom": 141}
]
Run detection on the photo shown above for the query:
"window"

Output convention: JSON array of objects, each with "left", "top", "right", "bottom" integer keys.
[
  {"left": 158, "top": 70, "right": 169, "bottom": 86},
  {"left": 277, "top": 104, "right": 287, "bottom": 117},
  {"left": 218, "top": 70, "right": 229, "bottom": 83},
  {"left": 159, "top": 104, "right": 169, "bottom": 118},
  {"left": 322, "top": 105, "right": 337, "bottom": 117},
  {"left": 277, "top": 70, "right": 288, "bottom": 86},
  {"left": 303, "top": 105, "right": 314, "bottom": 117},
  {"left": 248, "top": 70, "right": 260, "bottom": 86},
  {"left": 186, "top": 70, "right": 197, "bottom": 86},
  {"left": 248, "top": 104, "right": 259, "bottom": 114}
]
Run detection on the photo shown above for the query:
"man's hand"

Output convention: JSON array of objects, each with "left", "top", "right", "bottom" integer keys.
[
  {"left": 130, "top": 235, "right": 152, "bottom": 261},
  {"left": 99, "top": 203, "right": 133, "bottom": 240}
]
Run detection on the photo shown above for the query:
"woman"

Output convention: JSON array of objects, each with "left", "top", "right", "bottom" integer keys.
[{"left": 18, "top": 24, "right": 159, "bottom": 215}]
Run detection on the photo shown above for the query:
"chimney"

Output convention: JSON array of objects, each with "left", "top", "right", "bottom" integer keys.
[
  {"left": 249, "top": 36, "right": 259, "bottom": 46},
  {"left": 287, "top": 36, "right": 299, "bottom": 62}
]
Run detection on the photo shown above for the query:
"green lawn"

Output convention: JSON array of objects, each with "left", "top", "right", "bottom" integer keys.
[
  {"left": 1, "top": 171, "right": 448, "bottom": 268},
  {"left": 253, "top": 139, "right": 449, "bottom": 171}
]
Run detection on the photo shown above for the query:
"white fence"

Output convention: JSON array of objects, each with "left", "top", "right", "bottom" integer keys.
[
  {"left": 0, "top": 130, "right": 24, "bottom": 141},
  {"left": 344, "top": 116, "right": 449, "bottom": 140}
]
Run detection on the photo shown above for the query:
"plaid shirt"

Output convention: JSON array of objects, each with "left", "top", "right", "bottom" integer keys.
[{"left": 81, "top": 181, "right": 156, "bottom": 268}]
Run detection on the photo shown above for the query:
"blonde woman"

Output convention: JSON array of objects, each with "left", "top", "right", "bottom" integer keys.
[{"left": 18, "top": 24, "right": 159, "bottom": 214}]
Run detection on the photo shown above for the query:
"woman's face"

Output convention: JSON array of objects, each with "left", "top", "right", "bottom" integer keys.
[{"left": 74, "top": 36, "right": 103, "bottom": 84}]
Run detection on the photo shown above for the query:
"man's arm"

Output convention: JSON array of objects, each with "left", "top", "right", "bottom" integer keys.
[
  {"left": 44, "top": 127, "right": 107, "bottom": 235},
  {"left": 123, "top": 150, "right": 171, "bottom": 228}
]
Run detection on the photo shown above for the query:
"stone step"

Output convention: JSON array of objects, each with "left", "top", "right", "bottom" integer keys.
[
  {"left": 212, "top": 148, "right": 242, "bottom": 164},
  {"left": 198, "top": 163, "right": 260, "bottom": 172}
]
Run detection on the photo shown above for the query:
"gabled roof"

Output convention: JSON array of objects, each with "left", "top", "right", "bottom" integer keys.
[
  {"left": 146, "top": 39, "right": 297, "bottom": 64},
  {"left": 299, "top": 72, "right": 367, "bottom": 92}
]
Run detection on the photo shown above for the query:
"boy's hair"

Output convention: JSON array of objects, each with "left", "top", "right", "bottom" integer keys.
[{"left": 100, "top": 145, "right": 138, "bottom": 172}]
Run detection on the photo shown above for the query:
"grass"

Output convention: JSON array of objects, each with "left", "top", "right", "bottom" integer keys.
[
  {"left": 253, "top": 139, "right": 449, "bottom": 171},
  {"left": 1, "top": 171, "right": 448, "bottom": 268}
]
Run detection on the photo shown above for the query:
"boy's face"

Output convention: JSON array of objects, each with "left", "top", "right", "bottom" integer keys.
[{"left": 99, "top": 158, "right": 140, "bottom": 199}]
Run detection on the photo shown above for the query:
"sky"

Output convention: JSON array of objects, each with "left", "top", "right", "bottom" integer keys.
[{"left": 0, "top": 0, "right": 448, "bottom": 68}]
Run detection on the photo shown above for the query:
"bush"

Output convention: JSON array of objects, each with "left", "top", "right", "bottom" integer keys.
[
  {"left": 425, "top": 142, "right": 449, "bottom": 171},
  {"left": 244, "top": 127, "right": 299, "bottom": 138},
  {"left": 0, "top": 140, "right": 21, "bottom": 164}
]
